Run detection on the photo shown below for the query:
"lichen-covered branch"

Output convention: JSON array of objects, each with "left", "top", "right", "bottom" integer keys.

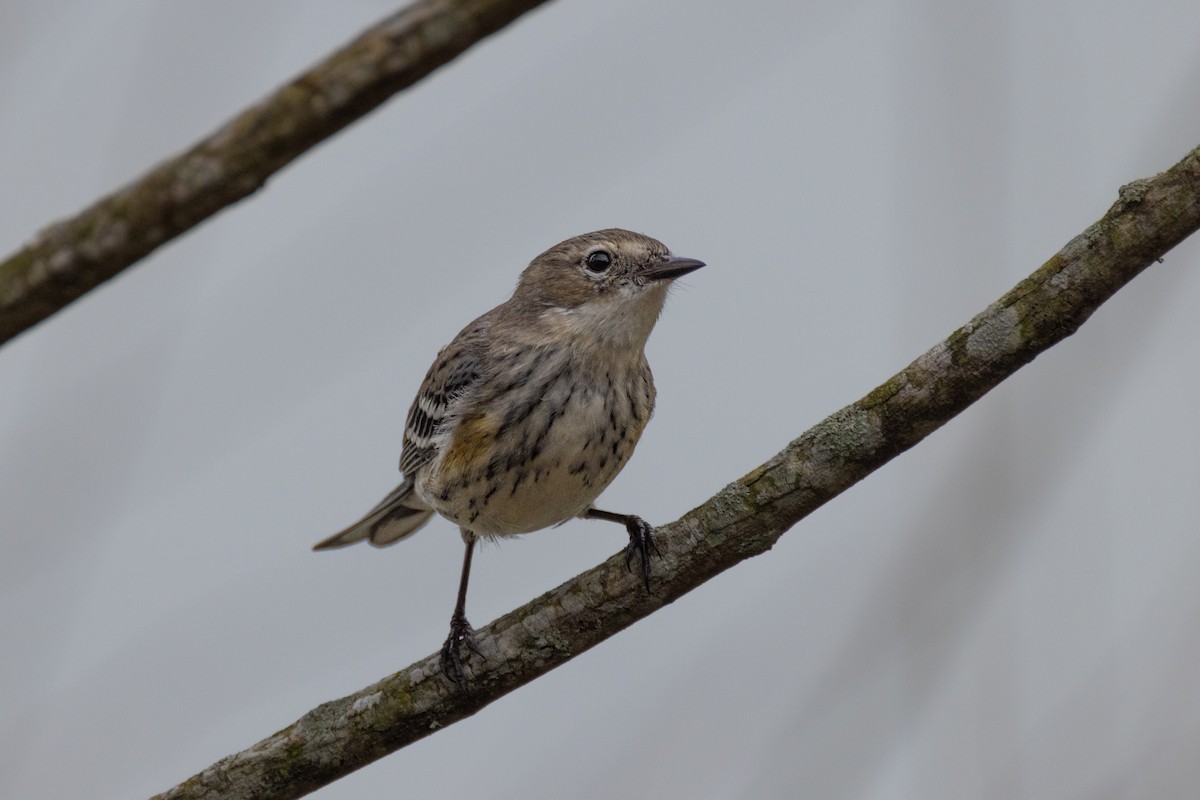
[
  {"left": 149, "top": 146, "right": 1200, "bottom": 800},
  {"left": 0, "top": 0, "right": 554, "bottom": 347}
]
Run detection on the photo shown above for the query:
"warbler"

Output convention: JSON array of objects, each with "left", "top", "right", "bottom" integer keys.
[{"left": 314, "top": 229, "right": 704, "bottom": 690}]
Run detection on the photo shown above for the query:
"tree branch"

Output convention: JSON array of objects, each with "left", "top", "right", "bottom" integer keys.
[
  {"left": 149, "top": 146, "right": 1200, "bottom": 800},
  {"left": 0, "top": 0, "right": 554, "bottom": 348}
]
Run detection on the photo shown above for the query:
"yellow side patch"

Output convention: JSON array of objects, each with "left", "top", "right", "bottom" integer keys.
[{"left": 439, "top": 413, "right": 500, "bottom": 475}]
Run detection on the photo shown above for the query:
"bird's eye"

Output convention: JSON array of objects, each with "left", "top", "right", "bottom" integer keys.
[{"left": 585, "top": 250, "right": 613, "bottom": 272}]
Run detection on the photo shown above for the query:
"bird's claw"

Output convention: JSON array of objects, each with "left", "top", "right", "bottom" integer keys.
[
  {"left": 623, "top": 516, "right": 660, "bottom": 591},
  {"left": 440, "top": 615, "right": 483, "bottom": 693}
]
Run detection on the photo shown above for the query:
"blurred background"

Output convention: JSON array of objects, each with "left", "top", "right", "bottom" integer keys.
[{"left": 3, "top": 1, "right": 1200, "bottom": 798}]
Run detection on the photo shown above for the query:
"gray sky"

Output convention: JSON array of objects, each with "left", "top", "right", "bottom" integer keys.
[{"left": 3, "top": 1, "right": 1200, "bottom": 798}]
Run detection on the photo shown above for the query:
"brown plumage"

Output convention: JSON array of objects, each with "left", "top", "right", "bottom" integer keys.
[{"left": 314, "top": 229, "right": 704, "bottom": 690}]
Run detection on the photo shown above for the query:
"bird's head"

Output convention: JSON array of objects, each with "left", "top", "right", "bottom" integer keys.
[{"left": 512, "top": 229, "right": 705, "bottom": 352}]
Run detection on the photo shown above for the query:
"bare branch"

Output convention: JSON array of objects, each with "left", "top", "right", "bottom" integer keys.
[
  {"left": 149, "top": 146, "right": 1200, "bottom": 800},
  {"left": 0, "top": 0, "right": 554, "bottom": 348}
]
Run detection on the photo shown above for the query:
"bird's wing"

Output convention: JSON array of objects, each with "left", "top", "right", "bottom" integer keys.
[{"left": 399, "top": 318, "right": 490, "bottom": 477}]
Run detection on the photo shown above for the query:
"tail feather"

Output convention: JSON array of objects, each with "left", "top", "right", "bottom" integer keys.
[{"left": 313, "top": 477, "right": 435, "bottom": 550}]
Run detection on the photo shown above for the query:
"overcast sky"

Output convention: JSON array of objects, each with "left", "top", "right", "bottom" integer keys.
[{"left": 3, "top": 1, "right": 1200, "bottom": 798}]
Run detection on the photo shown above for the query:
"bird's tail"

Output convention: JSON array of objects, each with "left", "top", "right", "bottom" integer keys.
[{"left": 313, "top": 477, "right": 435, "bottom": 550}]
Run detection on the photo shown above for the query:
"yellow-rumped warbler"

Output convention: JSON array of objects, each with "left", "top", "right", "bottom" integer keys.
[{"left": 314, "top": 229, "right": 704, "bottom": 690}]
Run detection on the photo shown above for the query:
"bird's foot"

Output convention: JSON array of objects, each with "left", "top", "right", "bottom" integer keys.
[
  {"left": 622, "top": 515, "right": 661, "bottom": 591},
  {"left": 440, "top": 614, "right": 483, "bottom": 693}
]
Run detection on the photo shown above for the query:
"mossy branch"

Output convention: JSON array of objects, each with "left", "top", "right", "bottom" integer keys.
[
  {"left": 149, "top": 146, "right": 1200, "bottom": 800},
  {"left": 0, "top": 0, "right": 554, "bottom": 347}
]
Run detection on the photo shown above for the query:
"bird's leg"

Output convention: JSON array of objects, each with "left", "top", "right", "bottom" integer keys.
[
  {"left": 584, "top": 507, "right": 661, "bottom": 591},
  {"left": 440, "top": 532, "right": 483, "bottom": 692}
]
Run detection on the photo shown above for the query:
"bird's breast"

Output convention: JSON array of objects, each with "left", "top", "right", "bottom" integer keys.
[{"left": 415, "top": 352, "right": 654, "bottom": 537}]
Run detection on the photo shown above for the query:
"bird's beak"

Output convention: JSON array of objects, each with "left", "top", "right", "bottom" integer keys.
[{"left": 642, "top": 255, "right": 706, "bottom": 282}]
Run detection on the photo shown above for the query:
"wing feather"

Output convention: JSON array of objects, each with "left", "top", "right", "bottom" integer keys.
[{"left": 398, "top": 319, "right": 489, "bottom": 477}]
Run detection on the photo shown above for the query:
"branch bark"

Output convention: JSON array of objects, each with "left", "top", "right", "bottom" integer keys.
[
  {"left": 150, "top": 145, "right": 1200, "bottom": 800},
  {"left": 0, "top": 0, "right": 554, "bottom": 348}
]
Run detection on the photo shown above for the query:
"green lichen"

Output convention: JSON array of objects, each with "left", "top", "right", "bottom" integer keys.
[
  {"left": 813, "top": 407, "right": 874, "bottom": 463},
  {"left": 281, "top": 737, "right": 306, "bottom": 774},
  {"left": 862, "top": 370, "right": 909, "bottom": 409},
  {"left": 544, "top": 628, "right": 571, "bottom": 656},
  {"left": 380, "top": 685, "right": 415, "bottom": 719}
]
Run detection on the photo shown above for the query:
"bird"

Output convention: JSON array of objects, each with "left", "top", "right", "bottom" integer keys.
[{"left": 313, "top": 229, "right": 704, "bottom": 691}]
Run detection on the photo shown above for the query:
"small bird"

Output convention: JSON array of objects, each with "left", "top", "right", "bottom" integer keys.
[{"left": 314, "top": 229, "right": 704, "bottom": 690}]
